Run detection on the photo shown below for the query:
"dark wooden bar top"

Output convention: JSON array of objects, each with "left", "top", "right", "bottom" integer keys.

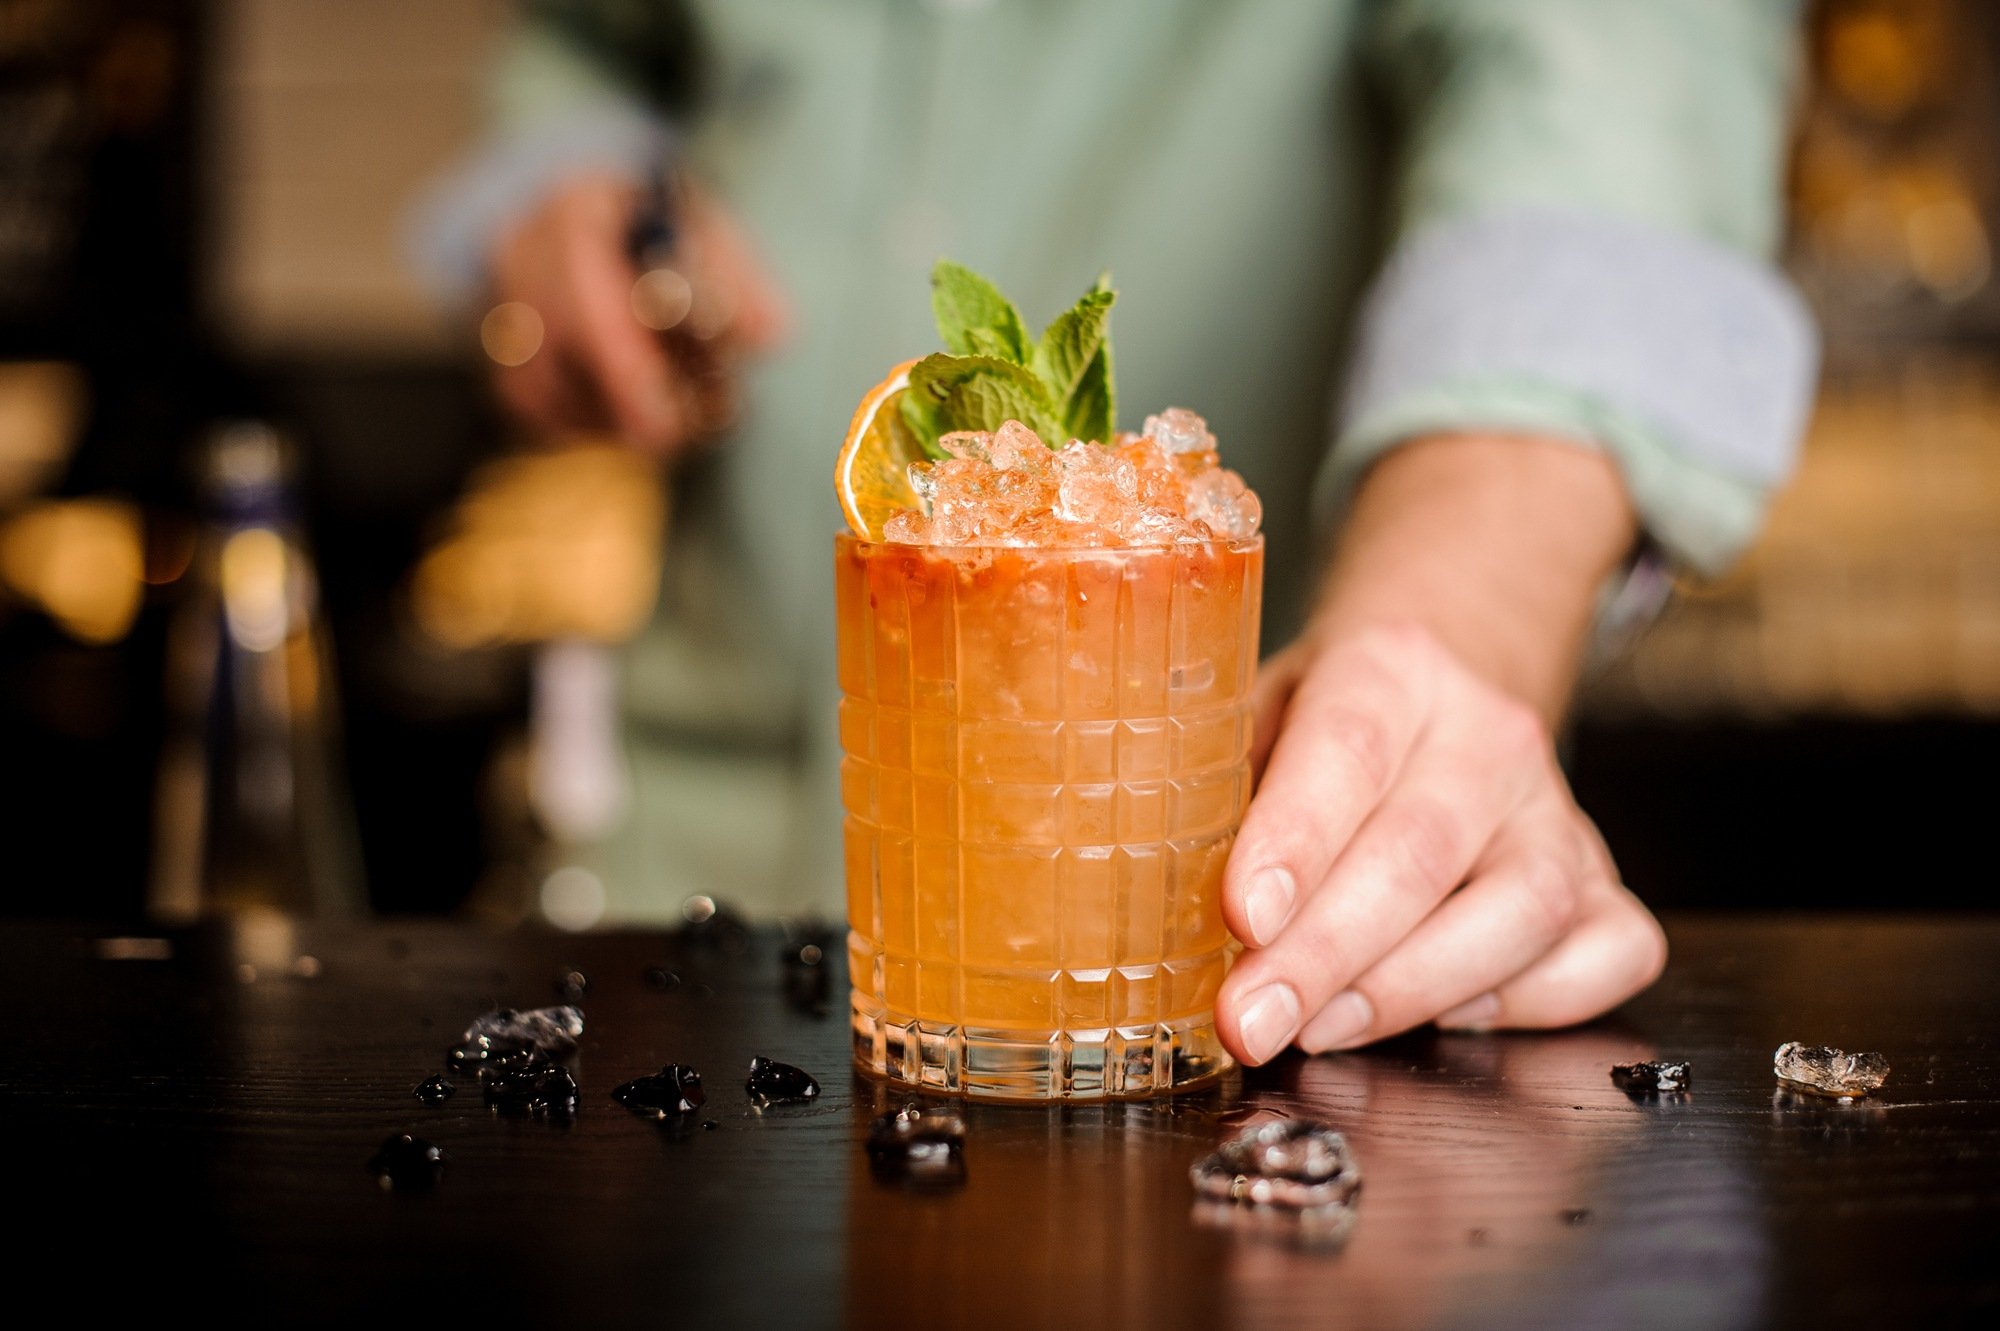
[{"left": 9, "top": 913, "right": 1998, "bottom": 1328}]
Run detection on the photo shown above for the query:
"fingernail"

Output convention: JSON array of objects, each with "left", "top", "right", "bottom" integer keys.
[
  {"left": 1302, "top": 989, "right": 1373, "bottom": 1051},
  {"left": 1242, "top": 867, "right": 1296, "bottom": 946},
  {"left": 1437, "top": 992, "right": 1501, "bottom": 1031},
  {"left": 1237, "top": 983, "right": 1301, "bottom": 1065}
]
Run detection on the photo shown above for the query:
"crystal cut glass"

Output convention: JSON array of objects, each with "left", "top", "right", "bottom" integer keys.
[{"left": 837, "top": 535, "right": 1262, "bottom": 1099}]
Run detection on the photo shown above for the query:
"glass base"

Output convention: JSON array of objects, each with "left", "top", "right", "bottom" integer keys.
[{"left": 851, "top": 995, "right": 1232, "bottom": 1101}]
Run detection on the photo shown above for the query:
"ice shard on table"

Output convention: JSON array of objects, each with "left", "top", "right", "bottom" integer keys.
[
  {"left": 460, "top": 1005, "right": 584, "bottom": 1051},
  {"left": 1190, "top": 1119, "right": 1361, "bottom": 1248},
  {"left": 369, "top": 1134, "right": 446, "bottom": 1190},
  {"left": 866, "top": 1102, "right": 967, "bottom": 1187},
  {"left": 1611, "top": 1060, "right": 1691, "bottom": 1094},
  {"left": 482, "top": 1059, "right": 580, "bottom": 1119},
  {"left": 446, "top": 1005, "right": 585, "bottom": 1072},
  {"left": 413, "top": 1074, "right": 456, "bottom": 1106},
  {"left": 745, "top": 1056, "right": 821, "bottom": 1106},
  {"left": 613, "top": 1064, "right": 706, "bottom": 1118},
  {"left": 1774, "top": 1041, "right": 1889, "bottom": 1098},
  {"left": 1190, "top": 1119, "right": 1362, "bottom": 1212}
]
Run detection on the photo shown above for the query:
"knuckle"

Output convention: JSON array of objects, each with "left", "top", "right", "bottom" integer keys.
[
  {"left": 1360, "top": 620, "right": 1435, "bottom": 669},
  {"left": 1322, "top": 709, "right": 1396, "bottom": 795},
  {"left": 1386, "top": 798, "right": 1464, "bottom": 891},
  {"left": 1281, "top": 913, "right": 1360, "bottom": 998},
  {"left": 1511, "top": 856, "right": 1581, "bottom": 940},
  {"left": 1342, "top": 981, "right": 1406, "bottom": 1042},
  {"left": 1487, "top": 693, "right": 1549, "bottom": 762}
]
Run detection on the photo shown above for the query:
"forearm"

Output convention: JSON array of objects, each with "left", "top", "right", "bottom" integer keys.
[{"left": 1309, "top": 433, "right": 1638, "bottom": 723}]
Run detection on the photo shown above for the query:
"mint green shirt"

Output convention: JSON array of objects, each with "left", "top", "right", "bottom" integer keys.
[{"left": 427, "top": 0, "right": 1814, "bottom": 919}]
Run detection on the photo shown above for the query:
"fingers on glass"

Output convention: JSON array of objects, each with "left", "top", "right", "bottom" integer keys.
[{"left": 1224, "top": 629, "right": 1433, "bottom": 946}]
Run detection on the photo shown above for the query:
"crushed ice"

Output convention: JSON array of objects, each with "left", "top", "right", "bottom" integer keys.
[
  {"left": 746, "top": 1055, "right": 821, "bottom": 1106},
  {"left": 1142, "top": 407, "right": 1215, "bottom": 456},
  {"left": 866, "top": 1102, "right": 967, "bottom": 1188},
  {"left": 370, "top": 1134, "right": 446, "bottom": 1191},
  {"left": 483, "top": 1060, "right": 580, "bottom": 1119},
  {"left": 446, "top": 1005, "right": 584, "bottom": 1071},
  {"left": 1611, "top": 1060, "right": 1691, "bottom": 1094},
  {"left": 613, "top": 1064, "right": 707, "bottom": 1119},
  {"left": 459, "top": 1006, "right": 583, "bottom": 1052},
  {"left": 1774, "top": 1042, "right": 1889, "bottom": 1098},
  {"left": 1190, "top": 1119, "right": 1361, "bottom": 1247},
  {"left": 887, "top": 409, "right": 1260, "bottom": 547},
  {"left": 414, "top": 1074, "right": 456, "bottom": 1106}
]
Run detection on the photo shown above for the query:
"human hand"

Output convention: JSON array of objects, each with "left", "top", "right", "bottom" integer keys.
[
  {"left": 486, "top": 172, "right": 789, "bottom": 456},
  {"left": 1214, "top": 622, "right": 1667, "bottom": 1065}
]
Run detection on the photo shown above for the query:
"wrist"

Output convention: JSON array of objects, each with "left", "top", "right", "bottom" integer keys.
[{"left": 1308, "top": 433, "right": 1637, "bottom": 720}]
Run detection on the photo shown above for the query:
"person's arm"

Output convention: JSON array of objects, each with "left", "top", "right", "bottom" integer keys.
[
  {"left": 1212, "top": 0, "right": 1818, "bottom": 1064},
  {"left": 410, "top": 12, "right": 787, "bottom": 456},
  {"left": 1218, "top": 433, "right": 1662, "bottom": 1062},
  {"left": 1309, "top": 433, "right": 1636, "bottom": 723}
]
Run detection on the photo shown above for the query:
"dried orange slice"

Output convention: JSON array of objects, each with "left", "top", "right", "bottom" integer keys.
[{"left": 835, "top": 359, "right": 924, "bottom": 540}]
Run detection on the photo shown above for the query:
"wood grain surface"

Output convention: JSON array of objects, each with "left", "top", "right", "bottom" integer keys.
[{"left": 8, "top": 914, "right": 1998, "bottom": 1329}]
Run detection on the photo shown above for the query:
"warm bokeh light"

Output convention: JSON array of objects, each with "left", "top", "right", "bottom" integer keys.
[
  {"left": 1797, "top": 149, "right": 1993, "bottom": 303},
  {"left": 1589, "top": 361, "right": 2000, "bottom": 716},
  {"left": 1793, "top": 2, "right": 1992, "bottom": 307},
  {"left": 539, "top": 863, "right": 606, "bottom": 931},
  {"left": 219, "top": 526, "right": 290, "bottom": 651},
  {"left": 630, "top": 266, "right": 693, "bottom": 331},
  {"left": 410, "top": 442, "right": 664, "bottom": 649},
  {"left": 1824, "top": 6, "right": 1935, "bottom": 121},
  {"left": 0, "top": 362, "right": 86, "bottom": 509},
  {"left": 0, "top": 498, "right": 145, "bottom": 644},
  {"left": 479, "top": 300, "right": 545, "bottom": 367},
  {"left": 1905, "top": 193, "right": 1991, "bottom": 301}
]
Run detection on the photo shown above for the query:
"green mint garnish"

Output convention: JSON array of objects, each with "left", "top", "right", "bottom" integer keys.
[
  {"left": 900, "top": 260, "right": 1117, "bottom": 460},
  {"left": 929, "top": 262, "right": 1031, "bottom": 363}
]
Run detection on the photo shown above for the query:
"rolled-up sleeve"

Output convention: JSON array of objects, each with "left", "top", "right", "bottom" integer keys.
[{"left": 1325, "top": 0, "right": 1818, "bottom": 575}]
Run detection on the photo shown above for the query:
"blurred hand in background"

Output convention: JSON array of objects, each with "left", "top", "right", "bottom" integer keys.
[{"left": 486, "top": 172, "right": 789, "bottom": 457}]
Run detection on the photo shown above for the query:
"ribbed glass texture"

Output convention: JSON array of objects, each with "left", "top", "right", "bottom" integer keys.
[{"left": 836, "top": 534, "right": 1262, "bottom": 1099}]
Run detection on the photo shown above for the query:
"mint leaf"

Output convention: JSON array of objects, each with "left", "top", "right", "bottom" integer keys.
[
  {"left": 1032, "top": 274, "right": 1116, "bottom": 445},
  {"left": 930, "top": 261, "right": 1030, "bottom": 364},
  {"left": 896, "top": 262, "right": 1120, "bottom": 457},
  {"left": 1065, "top": 334, "right": 1113, "bottom": 448},
  {"left": 964, "top": 327, "right": 1020, "bottom": 362},
  {"left": 900, "top": 353, "right": 1060, "bottom": 460}
]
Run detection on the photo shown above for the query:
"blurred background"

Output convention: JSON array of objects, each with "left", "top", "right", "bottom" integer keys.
[{"left": 2, "top": 0, "right": 1994, "bottom": 922}]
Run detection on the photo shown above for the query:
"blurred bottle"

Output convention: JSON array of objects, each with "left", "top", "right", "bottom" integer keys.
[{"left": 150, "top": 423, "right": 363, "bottom": 920}]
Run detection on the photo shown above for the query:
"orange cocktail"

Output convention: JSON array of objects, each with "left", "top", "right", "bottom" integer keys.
[
  {"left": 838, "top": 527, "right": 1261, "bottom": 1099},
  {"left": 838, "top": 534, "right": 1261, "bottom": 1098},
  {"left": 833, "top": 263, "right": 1263, "bottom": 1098}
]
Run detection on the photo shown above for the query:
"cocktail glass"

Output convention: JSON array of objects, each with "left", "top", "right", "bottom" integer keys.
[{"left": 837, "top": 533, "right": 1262, "bottom": 1099}]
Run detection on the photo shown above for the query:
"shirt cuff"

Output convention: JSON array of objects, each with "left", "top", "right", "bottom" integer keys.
[
  {"left": 405, "top": 97, "right": 673, "bottom": 307},
  {"left": 1323, "top": 208, "right": 1819, "bottom": 575}
]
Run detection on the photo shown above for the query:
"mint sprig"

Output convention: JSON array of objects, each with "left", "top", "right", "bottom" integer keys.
[{"left": 900, "top": 261, "right": 1117, "bottom": 460}]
